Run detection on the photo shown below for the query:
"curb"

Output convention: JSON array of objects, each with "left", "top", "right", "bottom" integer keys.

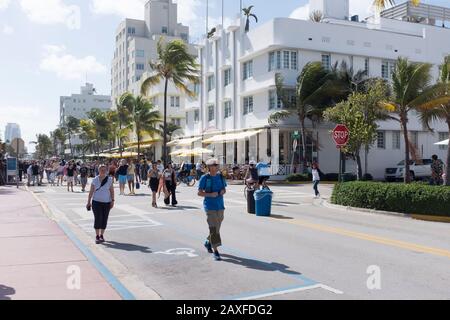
[
  {"left": 322, "top": 200, "right": 450, "bottom": 223},
  {"left": 25, "top": 186, "right": 162, "bottom": 300}
]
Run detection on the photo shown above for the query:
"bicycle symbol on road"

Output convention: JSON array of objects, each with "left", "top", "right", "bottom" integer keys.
[{"left": 154, "top": 248, "right": 198, "bottom": 258}]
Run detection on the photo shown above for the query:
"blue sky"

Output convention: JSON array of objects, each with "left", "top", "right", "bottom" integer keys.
[{"left": 0, "top": 0, "right": 447, "bottom": 152}]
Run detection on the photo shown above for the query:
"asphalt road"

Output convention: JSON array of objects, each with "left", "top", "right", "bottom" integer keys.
[{"left": 32, "top": 180, "right": 450, "bottom": 300}]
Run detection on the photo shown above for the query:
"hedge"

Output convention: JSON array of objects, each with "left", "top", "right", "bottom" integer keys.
[
  {"left": 286, "top": 173, "right": 312, "bottom": 182},
  {"left": 331, "top": 181, "right": 450, "bottom": 217}
]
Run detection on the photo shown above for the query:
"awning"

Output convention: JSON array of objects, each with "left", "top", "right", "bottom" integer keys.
[
  {"left": 170, "top": 148, "right": 213, "bottom": 157},
  {"left": 170, "top": 149, "right": 192, "bottom": 156},
  {"left": 125, "top": 138, "right": 159, "bottom": 148},
  {"left": 110, "top": 152, "right": 142, "bottom": 159},
  {"left": 203, "top": 130, "right": 263, "bottom": 144},
  {"left": 435, "top": 139, "right": 449, "bottom": 146},
  {"left": 168, "top": 137, "right": 202, "bottom": 147}
]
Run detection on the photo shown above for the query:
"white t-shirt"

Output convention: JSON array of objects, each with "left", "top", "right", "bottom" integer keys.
[
  {"left": 92, "top": 176, "right": 113, "bottom": 203},
  {"left": 312, "top": 169, "right": 320, "bottom": 182},
  {"left": 157, "top": 164, "right": 164, "bottom": 173},
  {"left": 196, "top": 163, "right": 202, "bottom": 171}
]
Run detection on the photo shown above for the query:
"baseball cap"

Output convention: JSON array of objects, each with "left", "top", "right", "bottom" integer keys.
[{"left": 206, "top": 158, "right": 219, "bottom": 166}]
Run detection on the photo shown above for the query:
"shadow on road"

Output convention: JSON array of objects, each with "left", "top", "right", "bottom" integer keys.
[
  {"left": 158, "top": 206, "right": 200, "bottom": 211},
  {"left": 0, "top": 284, "right": 16, "bottom": 300},
  {"left": 102, "top": 241, "right": 152, "bottom": 253},
  {"left": 269, "top": 214, "right": 294, "bottom": 220},
  {"left": 220, "top": 254, "right": 302, "bottom": 276}
]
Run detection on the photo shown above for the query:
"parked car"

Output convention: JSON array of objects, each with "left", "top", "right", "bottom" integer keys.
[{"left": 385, "top": 159, "right": 443, "bottom": 182}]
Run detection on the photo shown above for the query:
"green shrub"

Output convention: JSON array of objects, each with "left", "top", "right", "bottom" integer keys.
[
  {"left": 324, "top": 173, "right": 339, "bottom": 181},
  {"left": 362, "top": 173, "right": 374, "bottom": 181},
  {"left": 331, "top": 181, "right": 450, "bottom": 217},
  {"left": 286, "top": 173, "right": 311, "bottom": 182}
]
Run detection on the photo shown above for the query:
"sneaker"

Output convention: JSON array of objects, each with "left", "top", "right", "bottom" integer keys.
[
  {"left": 204, "top": 241, "right": 213, "bottom": 253},
  {"left": 213, "top": 251, "right": 222, "bottom": 261},
  {"left": 99, "top": 235, "right": 105, "bottom": 243},
  {"left": 95, "top": 236, "right": 101, "bottom": 244}
]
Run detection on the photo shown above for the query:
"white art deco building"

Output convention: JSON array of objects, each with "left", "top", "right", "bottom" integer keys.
[{"left": 181, "top": 0, "right": 450, "bottom": 179}]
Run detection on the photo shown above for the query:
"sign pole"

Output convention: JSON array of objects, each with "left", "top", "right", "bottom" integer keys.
[{"left": 16, "top": 139, "right": 19, "bottom": 188}]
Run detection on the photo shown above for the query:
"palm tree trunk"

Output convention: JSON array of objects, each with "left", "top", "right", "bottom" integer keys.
[
  {"left": 355, "top": 148, "right": 363, "bottom": 180},
  {"left": 68, "top": 133, "right": 73, "bottom": 158},
  {"left": 119, "top": 120, "right": 123, "bottom": 157},
  {"left": 299, "top": 116, "right": 307, "bottom": 173},
  {"left": 163, "top": 78, "right": 169, "bottom": 166},
  {"left": 446, "top": 120, "right": 450, "bottom": 186},
  {"left": 401, "top": 114, "right": 412, "bottom": 183}
]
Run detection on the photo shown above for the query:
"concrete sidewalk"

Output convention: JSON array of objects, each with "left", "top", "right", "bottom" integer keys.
[{"left": 0, "top": 186, "right": 121, "bottom": 300}]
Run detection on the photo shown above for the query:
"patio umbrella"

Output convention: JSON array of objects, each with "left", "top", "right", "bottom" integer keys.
[{"left": 435, "top": 139, "right": 449, "bottom": 146}]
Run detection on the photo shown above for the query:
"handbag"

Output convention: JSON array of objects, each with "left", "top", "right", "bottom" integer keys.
[{"left": 135, "top": 181, "right": 141, "bottom": 189}]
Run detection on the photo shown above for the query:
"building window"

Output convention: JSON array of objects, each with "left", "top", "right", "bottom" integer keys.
[
  {"left": 291, "top": 51, "right": 298, "bottom": 70},
  {"left": 162, "top": 26, "right": 168, "bottom": 34},
  {"left": 439, "top": 132, "right": 448, "bottom": 150},
  {"left": 127, "top": 27, "right": 135, "bottom": 34},
  {"left": 136, "top": 50, "right": 145, "bottom": 57},
  {"left": 170, "top": 96, "right": 180, "bottom": 108},
  {"left": 135, "top": 75, "right": 141, "bottom": 82},
  {"left": 194, "top": 110, "right": 200, "bottom": 123},
  {"left": 382, "top": 60, "right": 395, "bottom": 79},
  {"left": 224, "top": 101, "right": 232, "bottom": 118},
  {"left": 243, "top": 96, "right": 254, "bottom": 115},
  {"left": 185, "top": 112, "right": 189, "bottom": 125},
  {"left": 207, "top": 75, "right": 215, "bottom": 91},
  {"left": 409, "top": 131, "right": 419, "bottom": 148},
  {"left": 269, "top": 52, "right": 275, "bottom": 71},
  {"left": 208, "top": 105, "right": 215, "bottom": 121},
  {"left": 377, "top": 131, "right": 386, "bottom": 149},
  {"left": 243, "top": 60, "right": 253, "bottom": 80},
  {"left": 136, "top": 63, "right": 145, "bottom": 70},
  {"left": 180, "top": 33, "right": 188, "bottom": 42},
  {"left": 392, "top": 131, "right": 401, "bottom": 150},
  {"left": 364, "top": 58, "right": 370, "bottom": 75},
  {"left": 283, "top": 51, "right": 290, "bottom": 69},
  {"left": 224, "top": 69, "right": 232, "bottom": 87},
  {"left": 322, "top": 54, "right": 331, "bottom": 71},
  {"left": 171, "top": 118, "right": 181, "bottom": 126}
]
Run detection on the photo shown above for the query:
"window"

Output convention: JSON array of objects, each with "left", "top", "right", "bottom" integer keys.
[
  {"left": 377, "top": 131, "right": 386, "bottom": 149},
  {"left": 409, "top": 131, "right": 418, "bottom": 148},
  {"left": 321, "top": 54, "right": 331, "bottom": 71},
  {"left": 185, "top": 112, "right": 189, "bottom": 125},
  {"left": 171, "top": 118, "right": 181, "bottom": 126},
  {"left": 269, "top": 90, "right": 295, "bottom": 110},
  {"left": 243, "top": 96, "right": 254, "bottom": 115},
  {"left": 283, "top": 51, "right": 290, "bottom": 69},
  {"left": 136, "top": 50, "right": 145, "bottom": 57},
  {"left": 208, "top": 105, "right": 215, "bottom": 121},
  {"left": 135, "top": 75, "right": 141, "bottom": 82},
  {"left": 136, "top": 63, "right": 145, "bottom": 70},
  {"left": 180, "top": 33, "right": 188, "bottom": 42},
  {"left": 194, "top": 110, "right": 200, "bottom": 123},
  {"left": 243, "top": 60, "right": 253, "bottom": 80},
  {"left": 364, "top": 58, "right": 370, "bottom": 75},
  {"left": 269, "top": 50, "right": 297, "bottom": 71},
  {"left": 162, "top": 26, "right": 168, "bottom": 34},
  {"left": 382, "top": 60, "right": 395, "bottom": 79},
  {"left": 224, "top": 69, "right": 232, "bottom": 87},
  {"left": 170, "top": 96, "right": 180, "bottom": 108},
  {"left": 224, "top": 101, "right": 232, "bottom": 118},
  {"left": 207, "top": 75, "right": 215, "bottom": 91},
  {"left": 127, "top": 27, "right": 135, "bottom": 34},
  {"left": 392, "top": 131, "right": 401, "bottom": 150},
  {"left": 439, "top": 132, "right": 448, "bottom": 150}
]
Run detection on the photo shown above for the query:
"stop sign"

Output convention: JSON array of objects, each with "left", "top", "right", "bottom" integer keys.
[{"left": 332, "top": 124, "right": 350, "bottom": 147}]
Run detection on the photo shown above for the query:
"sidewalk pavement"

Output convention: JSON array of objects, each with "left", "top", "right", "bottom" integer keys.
[{"left": 0, "top": 186, "right": 121, "bottom": 300}]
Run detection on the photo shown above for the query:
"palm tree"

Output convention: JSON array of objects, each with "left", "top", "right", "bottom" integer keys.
[
  {"left": 65, "top": 116, "right": 80, "bottom": 157},
  {"left": 242, "top": 6, "right": 258, "bottom": 33},
  {"left": 51, "top": 128, "right": 66, "bottom": 157},
  {"left": 79, "top": 119, "right": 97, "bottom": 155},
  {"left": 116, "top": 93, "right": 134, "bottom": 156},
  {"left": 309, "top": 10, "right": 324, "bottom": 22},
  {"left": 383, "top": 57, "right": 447, "bottom": 183},
  {"left": 36, "top": 134, "right": 52, "bottom": 159},
  {"left": 141, "top": 37, "right": 199, "bottom": 165},
  {"left": 126, "top": 95, "right": 161, "bottom": 160},
  {"left": 87, "top": 109, "right": 110, "bottom": 155},
  {"left": 373, "top": 0, "right": 420, "bottom": 12},
  {"left": 269, "top": 62, "right": 343, "bottom": 172},
  {"left": 418, "top": 55, "right": 450, "bottom": 185}
]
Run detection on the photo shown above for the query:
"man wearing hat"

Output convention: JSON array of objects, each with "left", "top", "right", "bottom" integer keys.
[{"left": 198, "top": 158, "right": 227, "bottom": 261}]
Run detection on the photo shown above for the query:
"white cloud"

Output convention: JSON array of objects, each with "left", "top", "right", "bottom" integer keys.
[
  {"left": 290, "top": 0, "right": 375, "bottom": 21},
  {"left": 19, "top": 0, "right": 81, "bottom": 29},
  {"left": 90, "top": 0, "right": 146, "bottom": 19},
  {"left": 39, "top": 45, "right": 107, "bottom": 80},
  {"left": 0, "top": 0, "right": 10, "bottom": 10},
  {"left": 2, "top": 24, "right": 14, "bottom": 35}
]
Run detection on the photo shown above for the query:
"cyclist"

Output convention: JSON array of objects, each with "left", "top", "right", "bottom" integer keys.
[
  {"left": 256, "top": 161, "right": 271, "bottom": 189},
  {"left": 244, "top": 160, "right": 259, "bottom": 189}
]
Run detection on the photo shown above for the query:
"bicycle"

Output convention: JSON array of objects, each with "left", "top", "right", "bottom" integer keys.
[
  {"left": 243, "top": 177, "right": 271, "bottom": 199},
  {"left": 176, "top": 171, "right": 197, "bottom": 187}
]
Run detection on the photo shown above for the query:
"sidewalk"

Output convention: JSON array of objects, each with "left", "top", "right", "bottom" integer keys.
[{"left": 0, "top": 186, "right": 121, "bottom": 300}]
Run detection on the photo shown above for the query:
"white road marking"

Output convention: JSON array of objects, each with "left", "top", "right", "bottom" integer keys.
[
  {"left": 154, "top": 248, "right": 198, "bottom": 258},
  {"left": 116, "top": 204, "right": 155, "bottom": 216},
  {"left": 236, "top": 283, "right": 343, "bottom": 300}
]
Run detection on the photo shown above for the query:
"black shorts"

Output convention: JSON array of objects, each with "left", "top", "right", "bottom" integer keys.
[
  {"left": 259, "top": 176, "right": 269, "bottom": 184},
  {"left": 150, "top": 178, "right": 159, "bottom": 192}
]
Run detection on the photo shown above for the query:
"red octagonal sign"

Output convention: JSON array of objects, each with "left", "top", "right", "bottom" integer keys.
[{"left": 332, "top": 124, "right": 350, "bottom": 147}]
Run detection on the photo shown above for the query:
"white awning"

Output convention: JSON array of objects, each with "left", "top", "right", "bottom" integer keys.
[
  {"left": 435, "top": 139, "right": 449, "bottom": 146},
  {"left": 203, "top": 130, "right": 263, "bottom": 144},
  {"left": 167, "top": 137, "right": 202, "bottom": 147}
]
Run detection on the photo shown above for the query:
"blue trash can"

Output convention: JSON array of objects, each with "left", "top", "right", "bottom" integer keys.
[{"left": 254, "top": 189, "right": 273, "bottom": 217}]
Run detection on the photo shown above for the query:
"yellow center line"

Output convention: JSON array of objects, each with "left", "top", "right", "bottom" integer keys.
[{"left": 281, "top": 218, "right": 450, "bottom": 259}]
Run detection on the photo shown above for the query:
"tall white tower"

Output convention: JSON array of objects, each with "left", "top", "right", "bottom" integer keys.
[{"left": 309, "top": 0, "right": 350, "bottom": 20}]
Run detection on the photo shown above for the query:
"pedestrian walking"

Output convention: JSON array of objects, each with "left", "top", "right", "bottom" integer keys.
[
  {"left": 31, "top": 161, "right": 40, "bottom": 186},
  {"left": 26, "top": 163, "right": 32, "bottom": 186},
  {"left": 311, "top": 162, "right": 323, "bottom": 198},
  {"left": 148, "top": 162, "right": 161, "bottom": 208},
  {"left": 198, "top": 159, "right": 227, "bottom": 261},
  {"left": 430, "top": 155, "right": 444, "bottom": 186},
  {"left": 66, "top": 162, "right": 76, "bottom": 192},
  {"left": 127, "top": 159, "right": 136, "bottom": 195},
  {"left": 79, "top": 163, "right": 89, "bottom": 192},
  {"left": 86, "top": 165, "right": 115, "bottom": 244},
  {"left": 116, "top": 159, "right": 128, "bottom": 195},
  {"left": 163, "top": 163, "right": 178, "bottom": 207},
  {"left": 157, "top": 160, "right": 164, "bottom": 173},
  {"left": 57, "top": 161, "right": 65, "bottom": 186},
  {"left": 140, "top": 159, "right": 149, "bottom": 186}
]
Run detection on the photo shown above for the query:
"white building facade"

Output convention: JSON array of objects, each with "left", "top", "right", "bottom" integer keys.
[
  {"left": 111, "top": 0, "right": 197, "bottom": 159},
  {"left": 183, "top": 0, "right": 450, "bottom": 180}
]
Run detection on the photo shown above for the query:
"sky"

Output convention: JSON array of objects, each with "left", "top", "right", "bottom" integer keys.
[{"left": 0, "top": 0, "right": 448, "bottom": 153}]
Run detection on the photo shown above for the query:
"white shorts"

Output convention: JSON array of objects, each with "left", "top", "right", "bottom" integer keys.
[{"left": 67, "top": 176, "right": 74, "bottom": 183}]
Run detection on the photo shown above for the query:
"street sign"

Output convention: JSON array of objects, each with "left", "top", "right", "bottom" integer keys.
[
  {"left": 332, "top": 124, "right": 350, "bottom": 147},
  {"left": 292, "top": 131, "right": 300, "bottom": 140}
]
